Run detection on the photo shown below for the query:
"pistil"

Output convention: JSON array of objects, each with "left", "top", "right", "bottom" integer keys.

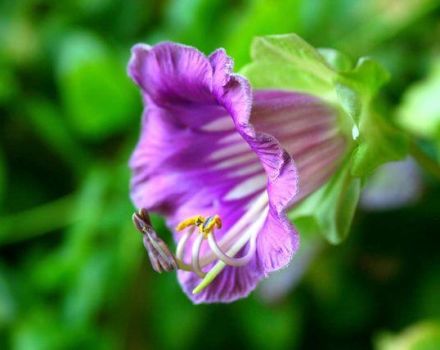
[
  {"left": 133, "top": 193, "right": 270, "bottom": 289},
  {"left": 199, "top": 192, "right": 269, "bottom": 266}
]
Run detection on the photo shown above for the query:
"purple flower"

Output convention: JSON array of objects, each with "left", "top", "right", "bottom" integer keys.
[
  {"left": 360, "top": 157, "right": 423, "bottom": 211},
  {"left": 128, "top": 42, "right": 347, "bottom": 303}
]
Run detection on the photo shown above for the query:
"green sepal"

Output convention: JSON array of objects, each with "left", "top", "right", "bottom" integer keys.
[
  {"left": 343, "top": 57, "right": 390, "bottom": 96},
  {"left": 242, "top": 33, "right": 409, "bottom": 242},
  {"left": 334, "top": 82, "right": 362, "bottom": 124},
  {"left": 350, "top": 110, "right": 409, "bottom": 177},
  {"left": 334, "top": 57, "right": 389, "bottom": 125},
  {"left": 240, "top": 34, "right": 336, "bottom": 95},
  {"left": 318, "top": 48, "right": 354, "bottom": 73},
  {"left": 289, "top": 162, "right": 361, "bottom": 245},
  {"left": 241, "top": 33, "right": 408, "bottom": 177}
]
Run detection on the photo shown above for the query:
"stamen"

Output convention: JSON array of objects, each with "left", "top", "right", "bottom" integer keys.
[
  {"left": 218, "top": 192, "right": 268, "bottom": 248},
  {"left": 199, "top": 192, "right": 269, "bottom": 266},
  {"left": 132, "top": 209, "right": 178, "bottom": 273},
  {"left": 176, "top": 228, "right": 192, "bottom": 262},
  {"left": 193, "top": 206, "right": 269, "bottom": 294},
  {"left": 191, "top": 234, "right": 206, "bottom": 278},
  {"left": 176, "top": 228, "right": 194, "bottom": 272},
  {"left": 135, "top": 192, "right": 270, "bottom": 289},
  {"left": 207, "top": 230, "right": 256, "bottom": 267}
]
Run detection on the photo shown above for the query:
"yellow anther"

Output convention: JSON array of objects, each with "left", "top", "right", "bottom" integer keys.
[
  {"left": 176, "top": 215, "right": 205, "bottom": 232},
  {"left": 176, "top": 214, "right": 222, "bottom": 238},
  {"left": 201, "top": 215, "right": 222, "bottom": 234}
]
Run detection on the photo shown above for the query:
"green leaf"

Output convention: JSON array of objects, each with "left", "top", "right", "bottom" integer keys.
[
  {"left": 151, "top": 273, "right": 205, "bottom": 350},
  {"left": 0, "top": 266, "right": 16, "bottom": 327},
  {"left": 289, "top": 162, "right": 361, "bottom": 244},
  {"left": 397, "top": 61, "right": 440, "bottom": 139},
  {"left": 63, "top": 250, "right": 113, "bottom": 327},
  {"left": 220, "top": 0, "right": 305, "bottom": 69},
  {"left": 25, "top": 99, "right": 90, "bottom": 175},
  {"left": 237, "top": 298, "right": 302, "bottom": 350},
  {"left": 0, "top": 63, "right": 18, "bottom": 104},
  {"left": 0, "top": 148, "right": 5, "bottom": 211},
  {"left": 376, "top": 321, "right": 440, "bottom": 350},
  {"left": 56, "top": 31, "right": 138, "bottom": 140},
  {"left": 0, "top": 194, "right": 78, "bottom": 246}
]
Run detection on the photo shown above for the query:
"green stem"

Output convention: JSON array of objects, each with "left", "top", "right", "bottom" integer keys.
[
  {"left": 0, "top": 194, "right": 79, "bottom": 245},
  {"left": 410, "top": 141, "right": 440, "bottom": 180}
]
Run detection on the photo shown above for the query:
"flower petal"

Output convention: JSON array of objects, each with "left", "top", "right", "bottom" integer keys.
[
  {"left": 178, "top": 257, "right": 261, "bottom": 304},
  {"left": 174, "top": 76, "right": 299, "bottom": 303},
  {"left": 251, "top": 90, "right": 347, "bottom": 202},
  {"left": 128, "top": 42, "right": 213, "bottom": 105},
  {"left": 129, "top": 44, "right": 300, "bottom": 303},
  {"left": 209, "top": 48, "right": 233, "bottom": 89}
]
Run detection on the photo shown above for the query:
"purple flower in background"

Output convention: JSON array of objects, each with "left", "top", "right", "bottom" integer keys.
[
  {"left": 360, "top": 157, "right": 423, "bottom": 210},
  {"left": 128, "top": 42, "right": 347, "bottom": 303}
]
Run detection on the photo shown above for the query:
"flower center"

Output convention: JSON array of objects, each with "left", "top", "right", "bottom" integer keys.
[
  {"left": 174, "top": 209, "right": 261, "bottom": 278},
  {"left": 132, "top": 192, "right": 269, "bottom": 292}
]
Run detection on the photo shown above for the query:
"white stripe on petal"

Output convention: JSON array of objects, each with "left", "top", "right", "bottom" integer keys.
[
  {"left": 230, "top": 163, "right": 263, "bottom": 177},
  {"left": 200, "top": 117, "right": 234, "bottom": 132},
  {"left": 214, "top": 153, "right": 257, "bottom": 170},
  {"left": 224, "top": 174, "right": 267, "bottom": 200},
  {"left": 209, "top": 142, "right": 250, "bottom": 161},
  {"left": 218, "top": 133, "right": 242, "bottom": 145}
]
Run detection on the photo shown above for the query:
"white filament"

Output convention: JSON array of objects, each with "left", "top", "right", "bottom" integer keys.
[
  {"left": 224, "top": 206, "right": 268, "bottom": 259},
  {"left": 173, "top": 192, "right": 270, "bottom": 280},
  {"left": 207, "top": 230, "right": 257, "bottom": 267},
  {"left": 191, "top": 234, "right": 206, "bottom": 278},
  {"left": 175, "top": 228, "right": 193, "bottom": 271},
  {"left": 199, "top": 191, "right": 269, "bottom": 266}
]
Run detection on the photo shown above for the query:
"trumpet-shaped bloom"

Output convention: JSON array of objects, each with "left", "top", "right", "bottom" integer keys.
[{"left": 128, "top": 42, "right": 346, "bottom": 303}]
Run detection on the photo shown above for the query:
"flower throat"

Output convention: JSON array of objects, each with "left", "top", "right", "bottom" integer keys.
[{"left": 132, "top": 192, "right": 268, "bottom": 294}]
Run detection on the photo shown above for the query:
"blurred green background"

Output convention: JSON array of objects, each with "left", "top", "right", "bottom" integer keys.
[{"left": 1, "top": 0, "right": 440, "bottom": 349}]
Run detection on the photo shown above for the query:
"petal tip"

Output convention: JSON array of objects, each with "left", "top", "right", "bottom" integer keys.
[{"left": 127, "top": 43, "right": 152, "bottom": 86}]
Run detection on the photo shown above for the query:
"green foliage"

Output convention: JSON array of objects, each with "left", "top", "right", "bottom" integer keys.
[
  {"left": 376, "top": 321, "right": 440, "bottom": 350},
  {"left": 242, "top": 33, "right": 409, "bottom": 243},
  {"left": 290, "top": 162, "right": 361, "bottom": 244},
  {"left": 56, "top": 31, "right": 138, "bottom": 140},
  {"left": 237, "top": 299, "right": 303, "bottom": 350},
  {"left": 0, "top": 149, "right": 5, "bottom": 211},
  {"left": 0, "top": 0, "right": 439, "bottom": 349},
  {"left": 398, "top": 61, "right": 440, "bottom": 141}
]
